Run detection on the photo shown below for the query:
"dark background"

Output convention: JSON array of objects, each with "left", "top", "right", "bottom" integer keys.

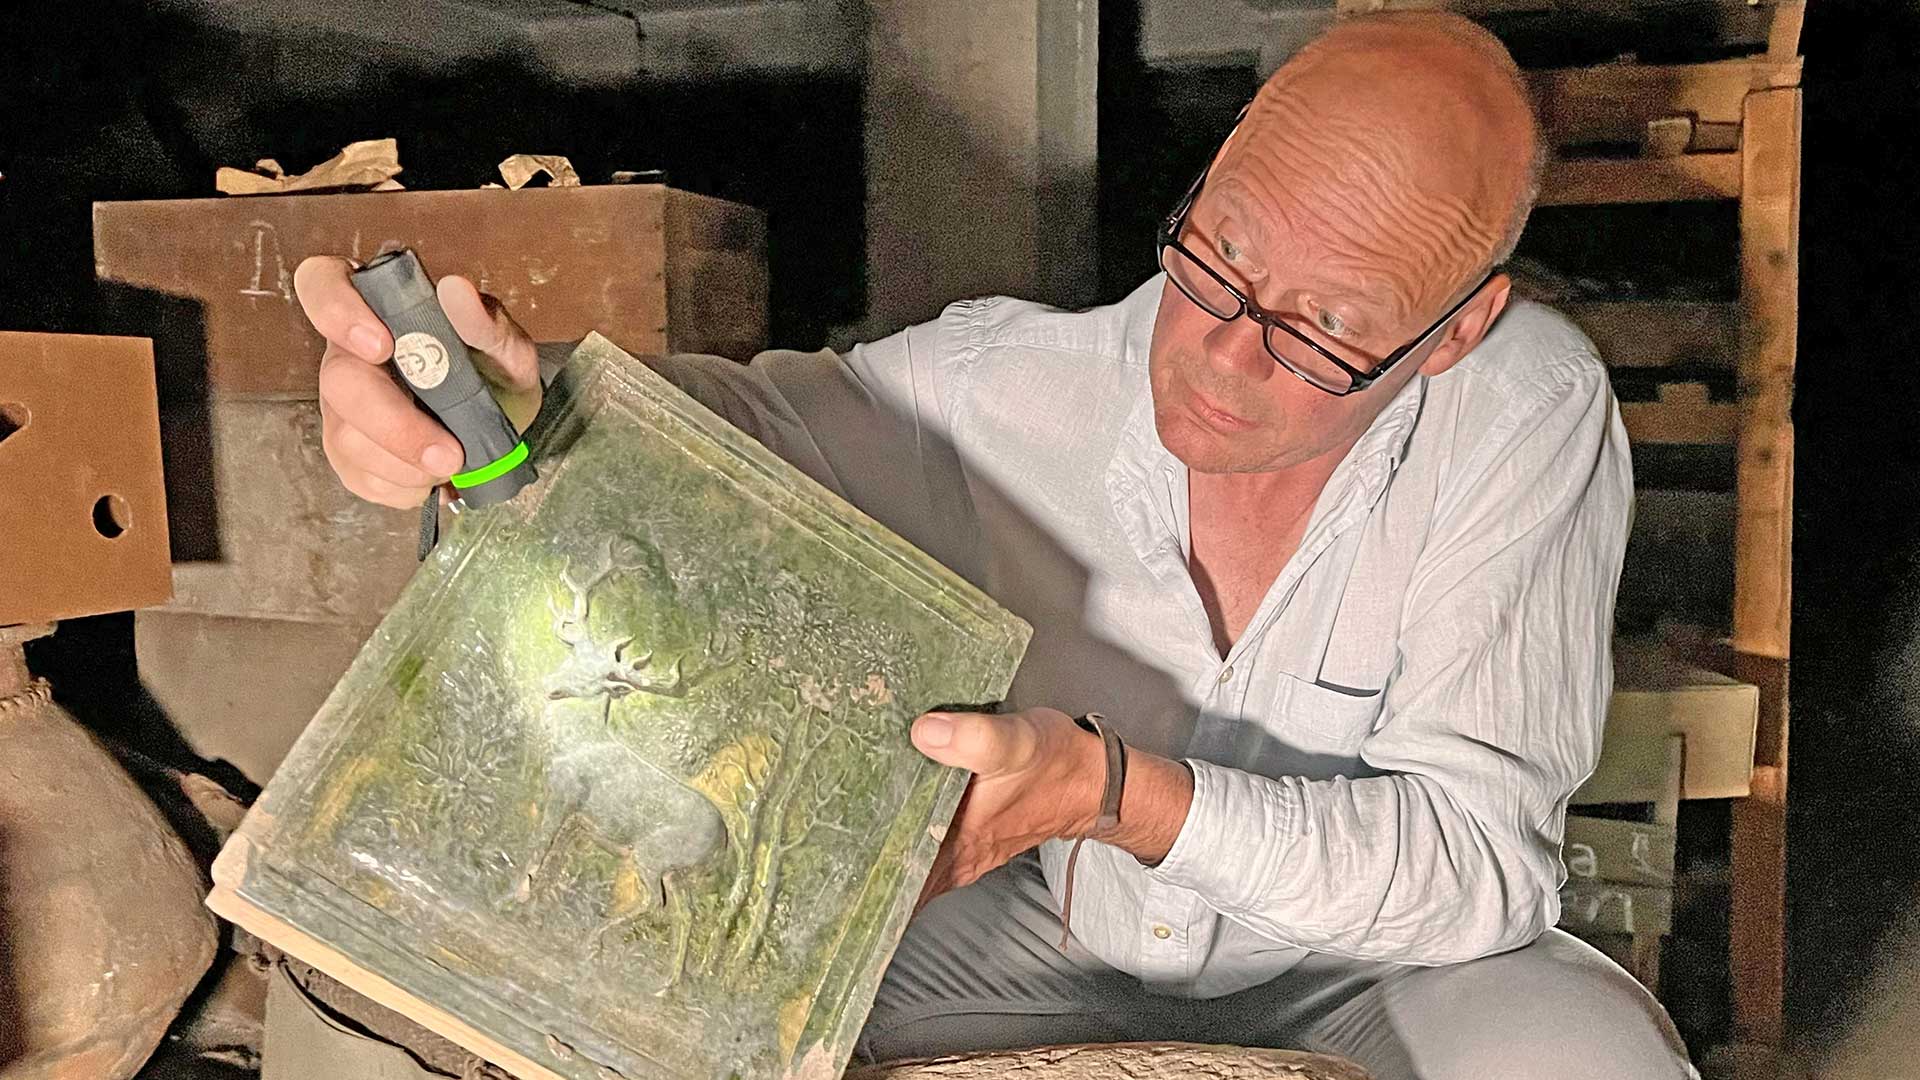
[{"left": 4, "top": 0, "right": 1918, "bottom": 1065}]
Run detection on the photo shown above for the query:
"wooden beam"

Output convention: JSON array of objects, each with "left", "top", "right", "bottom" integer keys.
[
  {"left": 1768, "top": 0, "right": 1806, "bottom": 60},
  {"left": 1539, "top": 153, "right": 1742, "bottom": 206},
  {"left": 1560, "top": 301, "right": 1739, "bottom": 368},
  {"left": 1732, "top": 765, "right": 1789, "bottom": 1047},
  {"left": 1527, "top": 58, "right": 1803, "bottom": 146},
  {"left": 1619, "top": 383, "right": 1739, "bottom": 444},
  {"left": 1732, "top": 89, "right": 1800, "bottom": 661},
  {"left": 1728, "top": 85, "right": 1800, "bottom": 1054}
]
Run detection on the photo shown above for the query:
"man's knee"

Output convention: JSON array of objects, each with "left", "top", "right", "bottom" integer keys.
[{"left": 1334, "top": 931, "right": 1695, "bottom": 1080}]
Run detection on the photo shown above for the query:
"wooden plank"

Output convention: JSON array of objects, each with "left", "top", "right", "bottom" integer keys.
[
  {"left": 1732, "top": 88, "right": 1800, "bottom": 662},
  {"left": 1728, "top": 45, "right": 1798, "bottom": 1005},
  {"left": 1575, "top": 639, "right": 1758, "bottom": 804},
  {"left": 1560, "top": 301, "right": 1738, "bottom": 368},
  {"left": 158, "top": 399, "right": 418, "bottom": 625},
  {"left": 1619, "top": 383, "right": 1739, "bottom": 444},
  {"left": 1527, "top": 58, "right": 1804, "bottom": 147},
  {"left": 1563, "top": 816, "right": 1676, "bottom": 887},
  {"left": 1727, "top": 92, "right": 1798, "bottom": 1058},
  {"left": 1538, "top": 153, "right": 1742, "bottom": 205},
  {"left": 1732, "top": 764, "right": 1788, "bottom": 1047},
  {"left": 1558, "top": 880, "right": 1673, "bottom": 937},
  {"left": 1768, "top": 0, "right": 1806, "bottom": 60},
  {"left": 93, "top": 186, "right": 767, "bottom": 401},
  {"left": 1688, "top": 644, "right": 1790, "bottom": 772},
  {"left": 136, "top": 610, "right": 373, "bottom": 786},
  {"left": 0, "top": 333, "right": 174, "bottom": 624}
]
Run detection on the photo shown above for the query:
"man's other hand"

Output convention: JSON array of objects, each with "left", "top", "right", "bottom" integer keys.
[{"left": 296, "top": 255, "right": 544, "bottom": 508}]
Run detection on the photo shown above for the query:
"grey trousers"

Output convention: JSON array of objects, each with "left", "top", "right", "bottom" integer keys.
[{"left": 853, "top": 853, "right": 1699, "bottom": 1080}]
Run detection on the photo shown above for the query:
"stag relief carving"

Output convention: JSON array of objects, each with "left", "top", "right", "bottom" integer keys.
[{"left": 511, "top": 536, "right": 736, "bottom": 993}]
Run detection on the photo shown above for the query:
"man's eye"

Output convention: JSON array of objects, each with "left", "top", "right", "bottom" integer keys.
[
  {"left": 1219, "top": 237, "right": 1242, "bottom": 262},
  {"left": 1316, "top": 308, "right": 1347, "bottom": 337}
]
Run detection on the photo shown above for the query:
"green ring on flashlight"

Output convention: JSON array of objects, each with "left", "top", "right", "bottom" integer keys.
[{"left": 450, "top": 441, "right": 530, "bottom": 490}]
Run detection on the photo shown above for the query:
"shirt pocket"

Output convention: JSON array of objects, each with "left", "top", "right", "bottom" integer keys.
[{"left": 1276, "top": 671, "right": 1385, "bottom": 763}]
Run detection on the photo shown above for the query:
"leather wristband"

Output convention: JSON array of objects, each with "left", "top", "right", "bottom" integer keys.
[{"left": 1058, "top": 712, "right": 1126, "bottom": 950}]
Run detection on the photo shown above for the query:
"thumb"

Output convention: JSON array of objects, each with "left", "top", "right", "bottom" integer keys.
[
  {"left": 437, "top": 272, "right": 542, "bottom": 375},
  {"left": 435, "top": 274, "right": 544, "bottom": 433},
  {"left": 910, "top": 712, "right": 1034, "bottom": 776}
]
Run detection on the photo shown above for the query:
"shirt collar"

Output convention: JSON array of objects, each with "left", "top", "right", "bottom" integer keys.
[
  {"left": 1331, "top": 371, "right": 1425, "bottom": 509},
  {"left": 1118, "top": 273, "right": 1166, "bottom": 370}
]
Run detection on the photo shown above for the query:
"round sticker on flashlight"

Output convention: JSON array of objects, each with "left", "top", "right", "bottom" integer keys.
[{"left": 393, "top": 331, "right": 451, "bottom": 390}]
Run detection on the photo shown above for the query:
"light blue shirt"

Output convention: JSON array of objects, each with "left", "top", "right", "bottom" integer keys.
[{"left": 627, "top": 273, "right": 1633, "bottom": 997}]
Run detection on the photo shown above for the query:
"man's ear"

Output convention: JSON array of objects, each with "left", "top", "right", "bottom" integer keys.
[{"left": 1417, "top": 274, "right": 1512, "bottom": 378}]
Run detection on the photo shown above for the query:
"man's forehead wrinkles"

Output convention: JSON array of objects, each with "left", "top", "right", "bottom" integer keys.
[
  {"left": 1211, "top": 160, "right": 1420, "bottom": 329},
  {"left": 1207, "top": 112, "right": 1506, "bottom": 335},
  {"left": 1258, "top": 176, "right": 1431, "bottom": 325},
  {"left": 1212, "top": 171, "right": 1288, "bottom": 256},
  {"left": 1305, "top": 162, "right": 1499, "bottom": 322}
]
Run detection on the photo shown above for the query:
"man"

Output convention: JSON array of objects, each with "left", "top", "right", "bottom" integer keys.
[{"left": 299, "top": 13, "right": 1693, "bottom": 1079}]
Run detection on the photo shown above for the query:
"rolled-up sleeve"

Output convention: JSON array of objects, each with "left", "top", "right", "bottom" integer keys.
[{"left": 1151, "top": 358, "right": 1634, "bottom": 965}]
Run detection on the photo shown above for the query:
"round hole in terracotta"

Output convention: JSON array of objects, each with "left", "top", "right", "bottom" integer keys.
[
  {"left": 93, "top": 494, "right": 131, "bottom": 539},
  {"left": 0, "top": 401, "right": 28, "bottom": 444}
]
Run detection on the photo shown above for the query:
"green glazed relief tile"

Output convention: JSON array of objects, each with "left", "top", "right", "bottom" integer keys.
[{"left": 214, "top": 334, "right": 1030, "bottom": 1080}]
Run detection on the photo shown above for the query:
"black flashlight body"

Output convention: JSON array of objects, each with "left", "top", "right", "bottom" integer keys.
[{"left": 349, "top": 249, "right": 537, "bottom": 508}]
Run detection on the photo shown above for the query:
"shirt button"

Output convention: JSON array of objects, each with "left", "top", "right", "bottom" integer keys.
[
  {"left": 1152, "top": 924, "right": 1172, "bottom": 940},
  {"left": 1217, "top": 666, "right": 1234, "bottom": 684}
]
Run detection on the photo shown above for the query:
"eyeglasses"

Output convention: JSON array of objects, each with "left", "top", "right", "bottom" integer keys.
[{"left": 1156, "top": 104, "right": 1494, "bottom": 396}]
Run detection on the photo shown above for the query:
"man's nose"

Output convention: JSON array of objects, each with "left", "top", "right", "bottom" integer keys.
[{"left": 1202, "top": 316, "right": 1275, "bottom": 381}]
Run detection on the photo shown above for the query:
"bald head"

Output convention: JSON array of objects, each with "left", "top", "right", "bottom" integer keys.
[{"left": 1210, "top": 13, "right": 1540, "bottom": 332}]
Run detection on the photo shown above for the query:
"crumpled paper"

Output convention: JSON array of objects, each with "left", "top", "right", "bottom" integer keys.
[
  {"left": 216, "top": 138, "right": 404, "bottom": 195},
  {"left": 497, "top": 154, "right": 581, "bottom": 189}
]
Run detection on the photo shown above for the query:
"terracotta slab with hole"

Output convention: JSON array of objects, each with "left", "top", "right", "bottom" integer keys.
[{"left": 0, "top": 331, "right": 172, "bottom": 624}]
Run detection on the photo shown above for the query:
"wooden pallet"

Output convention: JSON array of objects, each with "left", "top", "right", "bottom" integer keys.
[{"left": 1335, "top": 0, "right": 1804, "bottom": 1064}]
